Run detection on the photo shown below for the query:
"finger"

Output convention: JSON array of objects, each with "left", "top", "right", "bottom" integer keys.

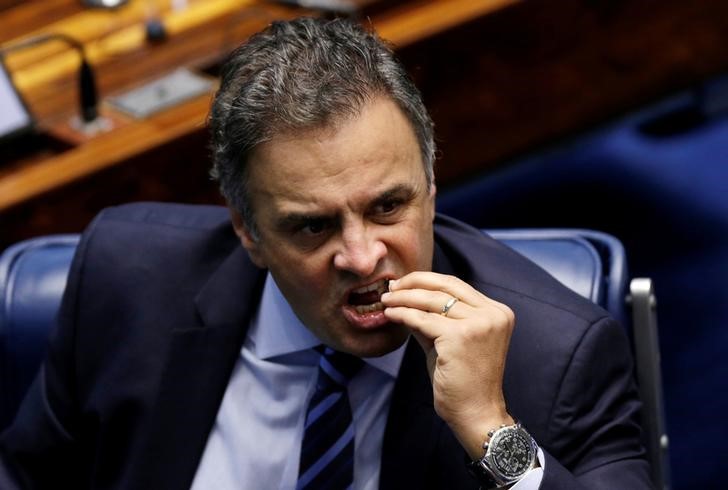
[
  {"left": 384, "top": 305, "right": 455, "bottom": 340},
  {"left": 381, "top": 288, "right": 469, "bottom": 318},
  {"left": 389, "top": 271, "right": 483, "bottom": 306},
  {"left": 391, "top": 272, "right": 514, "bottom": 319}
]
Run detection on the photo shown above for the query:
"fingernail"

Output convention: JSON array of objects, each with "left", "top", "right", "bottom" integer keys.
[
  {"left": 381, "top": 292, "right": 391, "bottom": 301},
  {"left": 388, "top": 279, "right": 397, "bottom": 290}
]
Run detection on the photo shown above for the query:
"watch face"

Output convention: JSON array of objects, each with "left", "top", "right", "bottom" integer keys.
[{"left": 487, "top": 427, "right": 536, "bottom": 479}]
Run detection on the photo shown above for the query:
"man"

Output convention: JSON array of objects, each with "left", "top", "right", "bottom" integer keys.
[{"left": 1, "top": 17, "right": 650, "bottom": 489}]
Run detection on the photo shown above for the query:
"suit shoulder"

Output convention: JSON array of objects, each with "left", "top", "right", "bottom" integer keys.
[
  {"left": 76, "top": 202, "right": 239, "bottom": 272},
  {"left": 433, "top": 213, "right": 607, "bottom": 325},
  {"left": 95, "top": 202, "right": 230, "bottom": 231}
]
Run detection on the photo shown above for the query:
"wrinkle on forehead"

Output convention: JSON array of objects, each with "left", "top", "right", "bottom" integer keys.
[{"left": 246, "top": 96, "right": 426, "bottom": 215}]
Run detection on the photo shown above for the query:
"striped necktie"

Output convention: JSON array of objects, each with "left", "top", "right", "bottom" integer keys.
[{"left": 296, "top": 347, "right": 364, "bottom": 490}]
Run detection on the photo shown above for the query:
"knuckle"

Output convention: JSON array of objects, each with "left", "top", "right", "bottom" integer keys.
[
  {"left": 470, "top": 306, "right": 515, "bottom": 333},
  {"left": 443, "top": 275, "right": 460, "bottom": 289},
  {"left": 459, "top": 323, "right": 482, "bottom": 342},
  {"left": 500, "top": 305, "right": 516, "bottom": 327}
]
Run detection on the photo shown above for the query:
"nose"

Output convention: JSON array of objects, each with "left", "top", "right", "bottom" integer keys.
[{"left": 333, "top": 221, "right": 386, "bottom": 277}]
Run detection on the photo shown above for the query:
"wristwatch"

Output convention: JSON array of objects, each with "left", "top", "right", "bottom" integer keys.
[{"left": 466, "top": 422, "right": 538, "bottom": 489}]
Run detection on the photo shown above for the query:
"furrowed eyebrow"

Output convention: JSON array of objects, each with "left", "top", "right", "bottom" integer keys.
[
  {"left": 276, "top": 213, "right": 331, "bottom": 230},
  {"left": 274, "top": 184, "right": 417, "bottom": 229},
  {"left": 372, "top": 184, "right": 417, "bottom": 205}
]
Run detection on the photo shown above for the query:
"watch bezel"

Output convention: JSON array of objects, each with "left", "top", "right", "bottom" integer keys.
[{"left": 476, "top": 423, "right": 537, "bottom": 487}]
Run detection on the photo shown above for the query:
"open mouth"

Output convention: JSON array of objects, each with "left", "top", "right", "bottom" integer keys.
[{"left": 346, "top": 278, "right": 390, "bottom": 314}]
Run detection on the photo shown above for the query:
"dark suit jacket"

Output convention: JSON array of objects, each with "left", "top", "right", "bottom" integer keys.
[{"left": 0, "top": 202, "right": 651, "bottom": 489}]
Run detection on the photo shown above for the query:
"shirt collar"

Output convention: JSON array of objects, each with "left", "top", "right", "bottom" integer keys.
[{"left": 247, "top": 273, "right": 406, "bottom": 378}]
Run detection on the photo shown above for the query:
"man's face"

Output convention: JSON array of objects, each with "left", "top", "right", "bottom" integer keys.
[{"left": 233, "top": 96, "right": 436, "bottom": 357}]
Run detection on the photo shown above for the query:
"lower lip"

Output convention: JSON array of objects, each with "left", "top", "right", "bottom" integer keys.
[{"left": 341, "top": 305, "right": 389, "bottom": 329}]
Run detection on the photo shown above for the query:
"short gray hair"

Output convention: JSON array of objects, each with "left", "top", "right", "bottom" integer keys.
[{"left": 209, "top": 16, "right": 436, "bottom": 234}]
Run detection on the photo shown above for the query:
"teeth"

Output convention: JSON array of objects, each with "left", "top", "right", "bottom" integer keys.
[
  {"left": 352, "top": 279, "right": 389, "bottom": 295},
  {"left": 354, "top": 302, "right": 385, "bottom": 314}
]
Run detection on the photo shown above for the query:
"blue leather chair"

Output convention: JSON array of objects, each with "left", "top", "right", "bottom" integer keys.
[
  {"left": 0, "top": 235, "right": 79, "bottom": 430},
  {"left": 0, "top": 230, "right": 669, "bottom": 488}
]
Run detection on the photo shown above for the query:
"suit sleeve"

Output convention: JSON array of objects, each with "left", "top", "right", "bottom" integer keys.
[
  {"left": 0, "top": 216, "right": 102, "bottom": 489},
  {"left": 537, "top": 316, "right": 653, "bottom": 489}
]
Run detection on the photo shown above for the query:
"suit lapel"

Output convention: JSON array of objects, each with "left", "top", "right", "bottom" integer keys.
[
  {"left": 380, "top": 337, "right": 439, "bottom": 489},
  {"left": 130, "top": 246, "right": 266, "bottom": 489}
]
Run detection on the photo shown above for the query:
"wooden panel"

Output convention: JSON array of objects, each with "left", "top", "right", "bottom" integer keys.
[
  {"left": 2, "top": 0, "right": 728, "bottom": 246},
  {"left": 0, "top": 0, "right": 511, "bottom": 219},
  {"left": 0, "top": 94, "right": 212, "bottom": 211},
  {"left": 0, "top": 130, "right": 223, "bottom": 249},
  {"left": 2, "top": 0, "right": 299, "bottom": 123},
  {"left": 374, "top": 0, "right": 518, "bottom": 48},
  {"left": 0, "top": 0, "right": 308, "bottom": 216}
]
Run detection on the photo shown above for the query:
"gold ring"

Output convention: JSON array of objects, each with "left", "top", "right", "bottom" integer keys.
[{"left": 441, "top": 297, "right": 458, "bottom": 316}]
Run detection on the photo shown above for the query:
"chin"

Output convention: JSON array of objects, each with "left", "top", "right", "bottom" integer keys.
[{"left": 341, "top": 324, "right": 410, "bottom": 358}]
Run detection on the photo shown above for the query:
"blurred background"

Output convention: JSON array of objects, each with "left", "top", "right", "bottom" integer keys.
[{"left": 1, "top": 1, "right": 726, "bottom": 488}]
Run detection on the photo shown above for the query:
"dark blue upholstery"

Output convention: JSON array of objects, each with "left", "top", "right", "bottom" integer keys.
[
  {"left": 488, "top": 229, "right": 629, "bottom": 328},
  {"left": 0, "top": 235, "right": 79, "bottom": 429}
]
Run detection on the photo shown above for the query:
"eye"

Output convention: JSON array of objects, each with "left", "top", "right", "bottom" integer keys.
[
  {"left": 374, "top": 199, "right": 401, "bottom": 215},
  {"left": 297, "top": 218, "right": 330, "bottom": 236}
]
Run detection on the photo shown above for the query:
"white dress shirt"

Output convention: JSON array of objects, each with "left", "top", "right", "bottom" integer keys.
[{"left": 191, "top": 273, "right": 543, "bottom": 489}]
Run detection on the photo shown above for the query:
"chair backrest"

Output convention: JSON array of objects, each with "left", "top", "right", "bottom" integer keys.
[
  {"left": 0, "top": 230, "right": 669, "bottom": 488},
  {"left": 487, "top": 229, "right": 629, "bottom": 327},
  {"left": 489, "top": 228, "right": 669, "bottom": 490},
  {"left": 0, "top": 235, "right": 79, "bottom": 429}
]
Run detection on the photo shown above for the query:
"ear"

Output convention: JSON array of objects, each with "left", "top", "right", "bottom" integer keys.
[
  {"left": 229, "top": 208, "right": 267, "bottom": 268},
  {"left": 428, "top": 183, "right": 437, "bottom": 220}
]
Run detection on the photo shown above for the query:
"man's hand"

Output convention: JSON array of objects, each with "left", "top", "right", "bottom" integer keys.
[{"left": 381, "top": 271, "right": 516, "bottom": 459}]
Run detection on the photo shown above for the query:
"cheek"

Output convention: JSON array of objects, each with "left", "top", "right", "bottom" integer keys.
[
  {"left": 270, "top": 261, "right": 333, "bottom": 322},
  {"left": 412, "top": 213, "right": 435, "bottom": 268},
  {"left": 281, "top": 254, "right": 332, "bottom": 296},
  {"left": 388, "top": 222, "right": 433, "bottom": 269},
  {"left": 303, "top": 266, "right": 331, "bottom": 294}
]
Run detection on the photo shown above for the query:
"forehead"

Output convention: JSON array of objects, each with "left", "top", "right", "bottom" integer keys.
[{"left": 246, "top": 97, "right": 426, "bottom": 212}]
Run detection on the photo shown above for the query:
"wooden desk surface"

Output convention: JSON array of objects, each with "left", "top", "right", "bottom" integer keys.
[
  {"left": 0, "top": 0, "right": 514, "bottom": 214},
  {"left": 0, "top": 0, "right": 302, "bottom": 209}
]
